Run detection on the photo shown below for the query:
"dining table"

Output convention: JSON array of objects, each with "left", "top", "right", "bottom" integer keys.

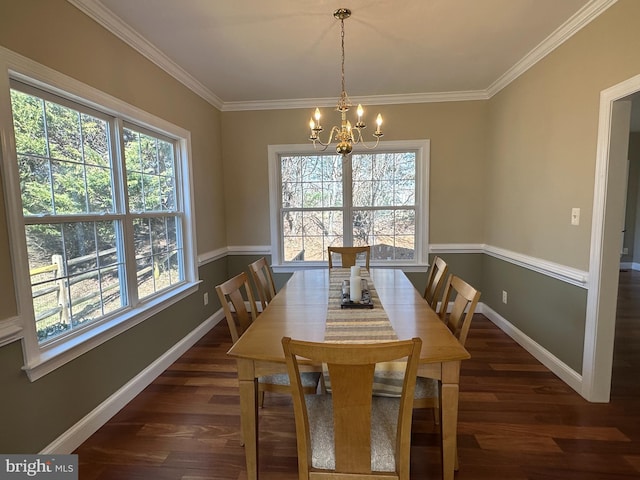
[{"left": 226, "top": 267, "right": 470, "bottom": 480}]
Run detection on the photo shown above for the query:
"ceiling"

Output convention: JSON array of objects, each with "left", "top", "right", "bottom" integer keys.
[{"left": 68, "top": 0, "right": 623, "bottom": 112}]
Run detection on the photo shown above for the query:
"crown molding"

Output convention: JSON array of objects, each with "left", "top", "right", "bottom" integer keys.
[
  {"left": 66, "top": 0, "right": 224, "bottom": 110},
  {"left": 68, "top": 0, "right": 616, "bottom": 111},
  {"left": 487, "top": 0, "right": 618, "bottom": 97},
  {"left": 220, "top": 90, "right": 490, "bottom": 112}
]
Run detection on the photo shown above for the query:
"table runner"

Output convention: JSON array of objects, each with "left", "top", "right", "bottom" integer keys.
[
  {"left": 324, "top": 269, "right": 397, "bottom": 343},
  {"left": 324, "top": 269, "right": 403, "bottom": 396}
]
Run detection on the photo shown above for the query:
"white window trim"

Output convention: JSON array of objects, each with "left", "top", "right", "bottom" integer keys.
[
  {"left": 0, "top": 46, "right": 199, "bottom": 380},
  {"left": 267, "top": 140, "right": 430, "bottom": 273}
]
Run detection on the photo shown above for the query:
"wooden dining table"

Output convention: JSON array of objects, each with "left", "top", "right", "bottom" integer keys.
[{"left": 226, "top": 268, "right": 470, "bottom": 480}]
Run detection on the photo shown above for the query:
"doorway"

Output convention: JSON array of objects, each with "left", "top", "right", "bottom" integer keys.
[{"left": 583, "top": 74, "right": 640, "bottom": 402}]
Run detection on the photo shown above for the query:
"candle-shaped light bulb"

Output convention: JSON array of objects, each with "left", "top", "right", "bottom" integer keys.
[
  {"left": 314, "top": 108, "right": 321, "bottom": 123},
  {"left": 357, "top": 104, "right": 364, "bottom": 119},
  {"left": 309, "top": 118, "right": 315, "bottom": 130},
  {"left": 375, "top": 114, "right": 383, "bottom": 133},
  {"left": 346, "top": 120, "right": 352, "bottom": 132}
]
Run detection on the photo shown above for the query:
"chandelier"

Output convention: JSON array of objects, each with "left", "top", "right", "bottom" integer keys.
[{"left": 308, "top": 8, "right": 384, "bottom": 156}]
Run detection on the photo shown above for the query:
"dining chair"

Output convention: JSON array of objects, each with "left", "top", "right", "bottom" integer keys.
[
  {"left": 215, "top": 273, "right": 321, "bottom": 409},
  {"left": 248, "top": 257, "right": 277, "bottom": 313},
  {"left": 282, "top": 336, "right": 422, "bottom": 480},
  {"left": 415, "top": 274, "right": 480, "bottom": 443},
  {"left": 327, "top": 245, "right": 371, "bottom": 270},
  {"left": 423, "top": 256, "right": 449, "bottom": 311}
]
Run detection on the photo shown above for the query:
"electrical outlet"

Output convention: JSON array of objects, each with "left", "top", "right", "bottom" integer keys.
[
  {"left": 502, "top": 290, "right": 508, "bottom": 304},
  {"left": 203, "top": 292, "right": 209, "bottom": 305}
]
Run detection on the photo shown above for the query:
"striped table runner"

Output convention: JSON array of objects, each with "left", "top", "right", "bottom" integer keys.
[
  {"left": 324, "top": 269, "right": 404, "bottom": 396},
  {"left": 324, "top": 269, "right": 398, "bottom": 343}
]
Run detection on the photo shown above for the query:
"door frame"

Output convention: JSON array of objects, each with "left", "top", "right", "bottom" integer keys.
[{"left": 583, "top": 74, "right": 640, "bottom": 402}]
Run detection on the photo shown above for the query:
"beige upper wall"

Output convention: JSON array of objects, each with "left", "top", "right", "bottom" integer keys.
[
  {"left": 486, "top": 0, "right": 640, "bottom": 270},
  {"left": 0, "top": 0, "right": 226, "bottom": 319},
  {"left": 221, "top": 101, "right": 489, "bottom": 247}
]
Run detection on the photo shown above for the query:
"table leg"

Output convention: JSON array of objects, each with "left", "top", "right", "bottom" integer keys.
[
  {"left": 237, "top": 359, "right": 259, "bottom": 480},
  {"left": 440, "top": 361, "right": 461, "bottom": 480}
]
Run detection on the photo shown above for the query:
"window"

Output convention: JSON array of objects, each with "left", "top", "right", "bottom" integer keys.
[
  {"left": 2, "top": 74, "right": 197, "bottom": 379},
  {"left": 268, "top": 141, "right": 429, "bottom": 268}
]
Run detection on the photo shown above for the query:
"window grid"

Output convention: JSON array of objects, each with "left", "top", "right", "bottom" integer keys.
[
  {"left": 10, "top": 81, "right": 186, "bottom": 345},
  {"left": 278, "top": 151, "right": 419, "bottom": 264}
]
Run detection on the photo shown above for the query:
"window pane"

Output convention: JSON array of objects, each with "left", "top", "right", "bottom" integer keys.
[
  {"left": 45, "top": 102, "right": 82, "bottom": 163},
  {"left": 52, "top": 160, "right": 87, "bottom": 214},
  {"left": 282, "top": 210, "right": 342, "bottom": 262},
  {"left": 281, "top": 155, "right": 342, "bottom": 209},
  {"left": 26, "top": 221, "right": 126, "bottom": 343},
  {"left": 352, "top": 179, "right": 372, "bottom": 207},
  {"left": 10, "top": 90, "right": 47, "bottom": 157},
  {"left": 134, "top": 215, "right": 183, "bottom": 300},
  {"left": 366, "top": 209, "right": 416, "bottom": 261},
  {"left": 353, "top": 154, "right": 373, "bottom": 181},
  {"left": 124, "top": 127, "right": 177, "bottom": 213},
  {"left": 86, "top": 164, "right": 114, "bottom": 212},
  {"left": 353, "top": 152, "right": 416, "bottom": 208},
  {"left": 18, "top": 155, "right": 52, "bottom": 215},
  {"left": 284, "top": 236, "right": 304, "bottom": 262},
  {"left": 353, "top": 210, "right": 373, "bottom": 245},
  {"left": 394, "top": 179, "right": 415, "bottom": 206},
  {"left": 12, "top": 90, "right": 115, "bottom": 216},
  {"left": 81, "top": 113, "right": 110, "bottom": 167}
]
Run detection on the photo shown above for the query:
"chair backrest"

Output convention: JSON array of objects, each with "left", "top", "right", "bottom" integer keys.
[
  {"left": 215, "top": 272, "right": 257, "bottom": 343},
  {"left": 439, "top": 274, "right": 481, "bottom": 346},
  {"left": 282, "top": 336, "right": 422, "bottom": 480},
  {"left": 327, "top": 246, "right": 371, "bottom": 270},
  {"left": 423, "top": 256, "right": 449, "bottom": 311},
  {"left": 248, "top": 257, "right": 276, "bottom": 312}
]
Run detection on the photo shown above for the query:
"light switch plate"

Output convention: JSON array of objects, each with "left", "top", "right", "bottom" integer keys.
[{"left": 571, "top": 208, "right": 580, "bottom": 226}]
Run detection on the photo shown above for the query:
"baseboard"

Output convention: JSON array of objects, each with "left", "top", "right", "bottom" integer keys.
[
  {"left": 41, "top": 310, "right": 225, "bottom": 454},
  {"left": 478, "top": 303, "right": 583, "bottom": 394},
  {"left": 620, "top": 261, "right": 640, "bottom": 271}
]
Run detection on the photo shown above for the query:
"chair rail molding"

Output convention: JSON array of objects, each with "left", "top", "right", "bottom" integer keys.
[
  {"left": 483, "top": 245, "right": 588, "bottom": 288},
  {"left": 0, "top": 316, "right": 23, "bottom": 347},
  {"left": 197, "top": 247, "right": 229, "bottom": 266},
  {"left": 430, "top": 243, "right": 589, "bottom": 288}
]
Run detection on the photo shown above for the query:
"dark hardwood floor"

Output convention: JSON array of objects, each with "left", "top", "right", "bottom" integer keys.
[{"left": 75, "top": 271, "right": 640, "bottom": 479}]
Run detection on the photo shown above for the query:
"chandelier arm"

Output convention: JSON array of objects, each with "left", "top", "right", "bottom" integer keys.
[
  {"left": 352, "top": 128, "right": 365, "bottom": 144},
  {"left": 354, "top": 136, "right": 382, "bottom": 150},
  {"left": 311, "top": 140, "right": 330, "bottom": 152},
  {"left": 312, "top": 126, "right": 341, "bottom": 147}
]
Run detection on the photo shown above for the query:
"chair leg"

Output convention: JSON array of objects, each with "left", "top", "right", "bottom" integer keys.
[
  {"left": 433, "top": 404, "right": 440, "bottom": 425},
  {"left": 258, "top": 389, "right": 265, "bottom": 408}
]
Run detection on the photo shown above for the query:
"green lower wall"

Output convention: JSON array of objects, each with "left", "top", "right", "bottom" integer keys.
[
  {"left": 0, "top": 257, "right": 229, "bottom": 454},
  {"left": 0, "top": 252, "right": 588, "bottom": 453},
  {"left": 480, "top": 255, "right": 587, "bottom": 372}
]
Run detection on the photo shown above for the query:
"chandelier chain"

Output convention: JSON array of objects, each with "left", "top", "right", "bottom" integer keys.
[
  {"left": 340, "top": 16, "right": 346, "bottom": 101},
  {"left": 307, "top": 8, "right": 384, "bottom": 156}
]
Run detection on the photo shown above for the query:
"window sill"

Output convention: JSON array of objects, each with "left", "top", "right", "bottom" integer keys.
[{"left": 23, "top": 281, "right": 200, "bottom": 381}]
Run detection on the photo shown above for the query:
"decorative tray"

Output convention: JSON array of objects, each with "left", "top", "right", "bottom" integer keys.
[{"left": 340, "top": 279, "right": 374, "bottom": 309}]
